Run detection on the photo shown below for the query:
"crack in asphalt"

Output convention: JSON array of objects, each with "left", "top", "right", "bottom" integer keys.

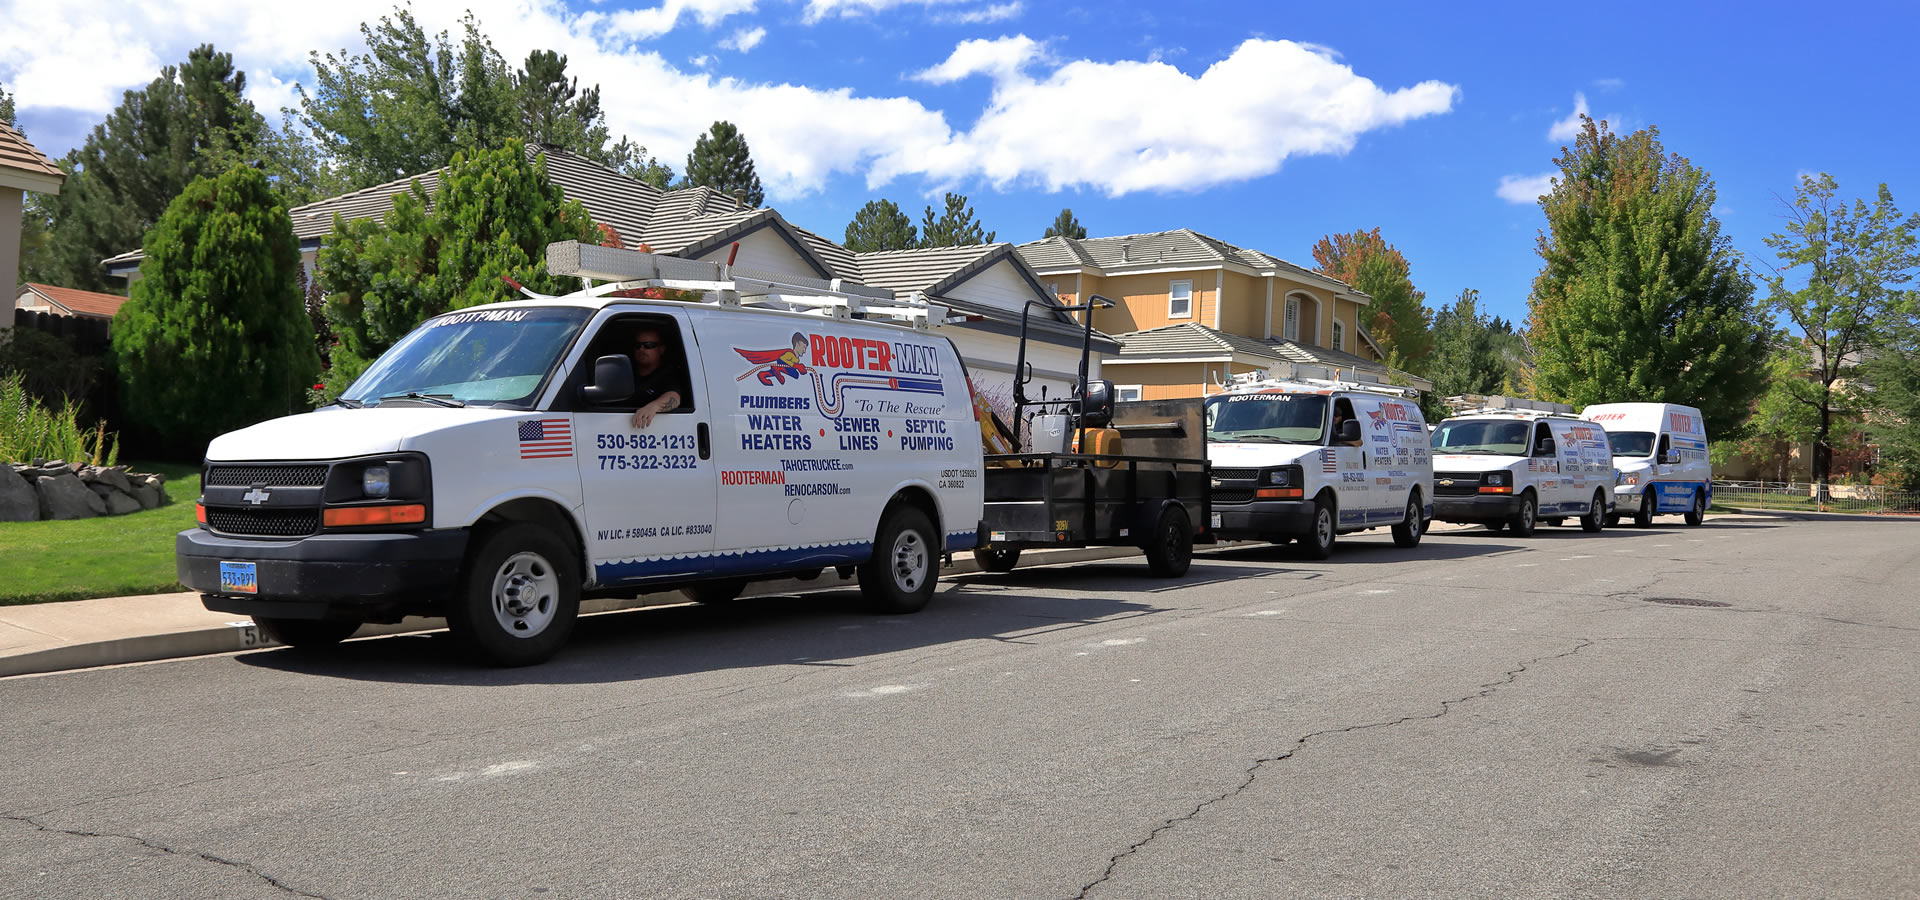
[
  {"left": 1067, "top": 637, "right": 1597, "bottom": 900},
  {"left": 2, "top": 814, "right": 329, "bottom": 898}
]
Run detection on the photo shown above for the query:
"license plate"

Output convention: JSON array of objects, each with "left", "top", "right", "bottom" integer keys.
[
  {"left": 219, "top": 561, "right": 258, "bottom": 594},
  {"left": 1210, "top": 512, "right": 1222, "bottom": 529}
]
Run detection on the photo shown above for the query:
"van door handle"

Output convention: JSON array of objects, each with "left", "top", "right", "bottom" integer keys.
[{"left": 697, "top": 422, "right": 711, "bottom": 460}]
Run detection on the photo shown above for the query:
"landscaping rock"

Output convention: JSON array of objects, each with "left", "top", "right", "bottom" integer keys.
[
  {"left": 36, "top": 473, "right": 106, "bottom": 519},
  {"left": 0, "top": 467, "right": 38, "bottom": 521},
  {"left": 99, "top": 466, "right": 135, "bottom": 494},
  {"left": 130, "top": 483, "right": 162, "bottom": 510},
  {"left": 104, "top": 490, "right": 143, "bottom": 516},
  {"left": 41, "top": 460, "right": 72, "bottom": 477}
]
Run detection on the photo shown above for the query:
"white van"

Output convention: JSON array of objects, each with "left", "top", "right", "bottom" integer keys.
[
  {"left": 1430, "top": 399, "right": 1615, "bottom": 536},
  {"left": 1581, "top": 402, "right": 1712, "bottom": 526},
  {"left": 178, "top": 247, "right": 985, "bottom": 665},
  {"left": 1204, "top": 370, "right": 1433, "bottom": 558}
]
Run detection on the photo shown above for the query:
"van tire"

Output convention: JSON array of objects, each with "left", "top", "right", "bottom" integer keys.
[
  {"left": 1684, "top": 489, "right": 1706, "bottom": 526},
  {"left": 1391, "top": 494, "right": 1424, "bottom": 548},
  {"left": 682, "top": 579, "right": 748, "bottom": 605},
  {"left": 1634, "top": 490, "right": 1655, "bottom": 528},
  {"left": 1580, "top": 489, "right": 1607, "bottom": 532},
  {"left": 254, "top": 617, "right": 360, "bottom": 649},
  {"left": 974, "top": 547, "right": 1022, "bottom": 573},
  {"left": 859, "top": 505, "right": 938, "bottom": 614},
  {"left": 448, "top": 523, "right": 580, "bottom": 667},
  {"left": 1509, "top": 492, "right": 1538, "bottom": 537},
  {"left": 1143, "top": 505, "right": 1193, "bottom": 577},
  {"left": 1303, "top": 496, "right": 1337, "bottom": 560}
]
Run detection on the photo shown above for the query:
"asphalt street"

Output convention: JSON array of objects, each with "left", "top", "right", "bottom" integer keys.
[{"left": 3, "top": 517, "right": 1918, "bottom": 899}]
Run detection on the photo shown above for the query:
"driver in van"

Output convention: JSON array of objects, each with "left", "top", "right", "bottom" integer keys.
[
  {"left": 1329, "top": 401, "right": 1363, "bottom": 447},
  {"left": 629, "top": 324, "right": 688, "bottom": 429}
]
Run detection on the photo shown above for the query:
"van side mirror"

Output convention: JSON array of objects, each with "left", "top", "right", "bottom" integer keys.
[
  {"left": 1661, "top": 450, "right": 1681, "bottom": 465},
  {"left": 579, "top": 354, "right": 635, "bottom": 405},
  {"left": 1337, "top": 419, "right": 1361, "bottom": 443},
  {"left": 1077, "top": 379, "right": 1115, "bottom": 428}
]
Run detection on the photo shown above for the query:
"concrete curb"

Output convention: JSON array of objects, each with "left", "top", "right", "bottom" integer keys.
[{"left": 0, "top": 544, "right": 1148, "bottom": 679}]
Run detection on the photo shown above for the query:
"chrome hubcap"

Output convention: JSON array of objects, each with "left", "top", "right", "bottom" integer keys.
[
  {"left": 491, "top": 551, "right": 558, "bottom": 638},
  {"left": 891, "top": 530, "right": 928, "bottom": 592},
  {"left": 1316, "top": 509, "right": 1333, "bottom": 546},
  {"left": 1406, "top": 502, "right": 1420, "bottom": 537}
]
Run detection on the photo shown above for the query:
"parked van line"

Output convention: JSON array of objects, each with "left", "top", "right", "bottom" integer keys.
[
  {"left": 1430, "top": 410, "right": 1615, "bottom": 536},
  {"left": 1580, "top": 402, "right": 1712, "bottom": 527}
]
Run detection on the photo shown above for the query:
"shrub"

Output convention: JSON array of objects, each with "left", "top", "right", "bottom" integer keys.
[{"left": 0, "top": 371, "right": 119, "bottom": 466}]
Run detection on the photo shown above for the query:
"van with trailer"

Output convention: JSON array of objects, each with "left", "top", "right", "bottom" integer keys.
[
  {"left": 1203, "top": 367, "right": 1434, "bottom": 559},
  {"left": 1429, "top": 396, "right": 1616, "bottom": 536},
  {"left": 1580, "top": 402, "right": 1712, "bottom": 527}
]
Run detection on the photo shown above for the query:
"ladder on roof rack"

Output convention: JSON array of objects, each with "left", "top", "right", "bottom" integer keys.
[
  {"left": 1224, "top": 364, "right": 1422, "bottom": 399},
  {"left": 544, "top": 240, "right": 955, "bottom": 332},
  {"left": 1443, "top": 394, "right": 1574, "bottom": 416}
]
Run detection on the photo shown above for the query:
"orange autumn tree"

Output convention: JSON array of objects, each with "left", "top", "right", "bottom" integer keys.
[{"left": 1310, "top": 228, "right": 1434, "bottom": 369}]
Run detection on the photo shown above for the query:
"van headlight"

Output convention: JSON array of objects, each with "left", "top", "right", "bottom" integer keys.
[
  {"left": 362, "top": 465, "right": 391, "bottom": 498},
  {"left": 1265, "top": 467, "right": 1297, "bottom": 487},
  {"left": 1619, "top": 470, "right": 1638, "bottom": 486},
  {"left": 1484, "top": 471, "right": 1508, "bottom": 487}
]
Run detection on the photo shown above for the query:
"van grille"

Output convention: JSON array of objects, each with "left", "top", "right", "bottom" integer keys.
[
  {"left": 205, "top": 464, "right": 329, "bottom": 487},
  {"left": 1211, "top": 468, "right": 1259, "bottom": 481},
  {"left": 1433, "top": 472, "right": 1481, "bottom": 497},
  {"left": 205, "top": 508, "right": 320, "bottom": 537},
  {"left": 1211, "top": 488, "right": 1256, "bottom": 505}
]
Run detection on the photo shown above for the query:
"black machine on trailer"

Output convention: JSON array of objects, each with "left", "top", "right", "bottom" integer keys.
[{"left": 972, "top": 296, "right": 1211, "bottom": 577}]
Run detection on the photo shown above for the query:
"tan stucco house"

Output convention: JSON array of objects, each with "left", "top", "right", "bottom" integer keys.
[{"left": 0, "top": 121, "right": 65, "bottom": 332}]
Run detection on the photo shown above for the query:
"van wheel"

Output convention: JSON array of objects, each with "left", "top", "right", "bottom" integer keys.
[
  {"left": 448, "top": 523, "right": 580, "bottom": 667},
  {"left": 1509, "top": 492, "right": 1538, "bottom": 537},
  {"left": 1143, "top": 505, "right": 1193, "bottom": 577},
  {"left": 974, "top": 547, "right": 1022, "bottom": 573},
  {"left": 1684, "top": 489, "right": 1706, "bottom": 526},
  {"left": 1581, "top": 489, "right": 1607, "bottom": 532},
  {"left": 1391, "top": 494, "right": 1424, "bottom": 548},
  {"left": 1634, "top": 490, "right": 1655, "bottom": 528},
  {"left": 1302, "top": 496, "right": 1337, "bottom": 560},
  {"left": 253, "top": 617, "right": 360, "bottom": 649},
  {"left": 859, "top": 505, "right": 938, "bottom": 614},
  {"left": 682, "top": 579, "right": 748, "bottom": 605}
]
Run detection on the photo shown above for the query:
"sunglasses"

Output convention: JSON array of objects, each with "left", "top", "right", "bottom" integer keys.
[{"left": 633, "top": 341, "right": 663, "bottom": 350}]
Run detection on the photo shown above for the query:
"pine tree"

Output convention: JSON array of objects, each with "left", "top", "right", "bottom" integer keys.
[
  {"left": 1310, "top": 228, "right": 1432, "bottom": 366},
  {"left": 299, "top": 7, "right": 464, "bottom": 187},
  {"left": 607, "top": 137, "right": 673, "bottom": 189},
  {"left": 37, "top": 45, "right": 266, "bottom": 292},
  {"left": 1043, "top": 208, "right": 1086, "bottom": 240},
  {"left": 1526, "top": 117, "right": 1770, "bottom": 438},
  {"left": 843, "top": 199, "right": 917, "bottom": 253},
  {"left": 1426, "top": 289, "right": 1512, "bottom": 398},
  {"left": 112, "top": 166, "right": 319, "bottom": 452},
  {"left": 919, "top": 193, "right": 996, "bottom": 248},
  {"left": 0, "top": 82, "right": 14, "bottom": 125},
  {"left": 683, "top": 121, "right": 764, "bottom": 208}
]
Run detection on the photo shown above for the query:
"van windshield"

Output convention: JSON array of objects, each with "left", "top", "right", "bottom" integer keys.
[
  {"left": 1432, "top": 419, "right": 1530, "bottom": 455},
  {"left": 1205, "top": 394, "right": 1328, "bottom": 443},
  {"left": 1608, "top": 431, "right": 1656, "bottom": 458},
  {"left": 343, "top": 307, "right": 592, "bottom": 408}
]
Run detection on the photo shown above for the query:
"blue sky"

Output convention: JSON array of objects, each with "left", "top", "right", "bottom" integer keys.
[{"left": 4, "top": 0, "right": 1916, "bottom": 327}]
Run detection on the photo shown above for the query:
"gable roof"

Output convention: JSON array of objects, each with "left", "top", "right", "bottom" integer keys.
[
  {"left": 1015, "top": 228, "right": 1362, "bottom": 299},
  {"left": 1109, "top": 322, "right": 1432, "bottom": 390},
  {"left": 855, "top": 243, "right": 1081, "bottom": 325},
  {"left": 790, "top": 224, "right": 863, "bottom": 282},
  {"left": 0, "top": 122, "right": 65, "bottom": 194},
  {"left": 16, "top": 283, "right": 126, "bottom": 319}
]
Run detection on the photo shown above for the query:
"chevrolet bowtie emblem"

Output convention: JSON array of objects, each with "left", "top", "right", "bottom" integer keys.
[
  {"left": 1210, "top": 478, "right": 1223, "bottom": 488},
  {"left": 242, "top": 486, "right": 271, "bottom": 506},
  {"left": 1437, "top": 478, "right": 1454, "bottom": 486}
]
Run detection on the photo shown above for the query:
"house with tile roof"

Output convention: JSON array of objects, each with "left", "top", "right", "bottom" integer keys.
[
  {"left": 1017, "top": 229, "right": 1426, "bottom": 399},
  {"left": 14, "top": 282, "right": 127, "bottom": 320},
  {"left": 1, "top": 121, "right": 66, "bottom": 332}
]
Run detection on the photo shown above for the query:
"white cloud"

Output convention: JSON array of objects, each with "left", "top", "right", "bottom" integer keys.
[
  {"left": 1497, "top": 173, "right": 1556, "bottom": 205},
  {"left": 1593, "top": 77, "right": 1625, "bottom": 90},
  {"left": 687, "top": 54, "right": 715, "bottom": 69},
  {"left": 931, "top": 2, "right": 1022, "bottom": 24},
  {"left": 1547, "top": 92, "right": 1589, "bottom": 142},
  {"left": 721, "top": 26, "right": 767, "bottom": 52},
  {"left": 911, "top": 35, "right": 1048, "bottom": 84},
  {"left": 603, "top": 0, "right": 760, "bottom": 40},
  {"left": 801, "top": 0, "right": 972, "bottom": 22}
]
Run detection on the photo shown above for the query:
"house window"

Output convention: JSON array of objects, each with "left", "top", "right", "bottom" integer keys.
[
  {"left": 1332, "top": 320, "right": 1345, "bottom": 352},
  {"left": 1168, "top": 280, "right": 1193, "bottom": 319},
  {"left": 1049, "top": 281, "right": 1060, "bottom": 301},
  {"left": 1116, "top": 385, "right": 1143, "bottom": 402},
  {"left": 1284, "top": 296, "right": 1300, "bottom": 341}
]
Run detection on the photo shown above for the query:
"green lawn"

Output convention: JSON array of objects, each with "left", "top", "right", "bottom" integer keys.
[{"left": 0, "top": 461, "right": 201, "bottom": 605}]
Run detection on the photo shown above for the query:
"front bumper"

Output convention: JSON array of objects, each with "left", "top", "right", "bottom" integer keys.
[
  {"left": 178, "top": 528, "right": 468, "bottom": 622},
  {"left": 1211, "top": 499, "right": 1317, "bottom": 541},
  {"left": 1432, "top": 494, "right": 1523, "bottom": 523}
]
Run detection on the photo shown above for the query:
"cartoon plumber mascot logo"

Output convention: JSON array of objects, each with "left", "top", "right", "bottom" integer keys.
[{"left": 735, "top": 332, "right": 811, "bottom": 385}]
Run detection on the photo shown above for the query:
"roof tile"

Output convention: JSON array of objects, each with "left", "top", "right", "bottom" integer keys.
[
  {"left": 17, "top": 283, "right": 127, "bottom": 319},
  {"left": 0, "top": 122, "right": 65, "bottom": 186}
]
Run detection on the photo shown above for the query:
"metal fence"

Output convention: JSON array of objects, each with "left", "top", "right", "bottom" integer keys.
[{"left": 1712, "top": 479, "right": 1920, "bottom": 515}]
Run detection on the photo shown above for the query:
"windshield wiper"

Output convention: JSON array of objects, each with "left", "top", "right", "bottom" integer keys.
[
  {"left": 379, "top": 391, "right": 466, "bottom": 408},
  {"left": 1211, "top": 435, "right": 1297, "bottom": 444},
  {"left": 323, "top": 397, "right": 364, "bottom": 409}
]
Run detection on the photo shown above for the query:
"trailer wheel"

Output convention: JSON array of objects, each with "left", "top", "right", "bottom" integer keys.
[
  {"left": 253, "top": 617, "right": 360, "bottom": 650},
  {"left": 1391, "top": 493, "right": 1424, "bottom": 548},
  {"left": 1143, "top": 505, "right": 1193, "bottom": 577},
  {"left": 1634, "top": 490, "right": 1655, "bottom": 528},
  {"left": 1580, "top": 489, "right": 1607, "bottom": 532},
  {"left": 1684, "top": 489, "right": 1706, "bottom": 526},
  {"left": 1302, "top": 496, "right": 1337, "bottom": 560},
  {"left": 1509, "top": 491, "right": 1538, "bottom": 537},
  {"left": 447, "top": 523, "right": 580, "bottom": 667},
  {"left": 859, "top": 505, "right": 938, "bottom": 614},
  {"left": 974, "top": 547, "right": 1022, "bottom": 573}
]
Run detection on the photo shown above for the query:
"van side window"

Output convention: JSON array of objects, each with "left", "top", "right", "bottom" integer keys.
[
  {"left": 1657, "top": 433, "right": 1671, "bottom": 459},
  {"left": 573, "top": 315, "right": 695, "bottom": 413},
  {"left": 1533, "top": 423, "right": 1557, "bottom": 457}
]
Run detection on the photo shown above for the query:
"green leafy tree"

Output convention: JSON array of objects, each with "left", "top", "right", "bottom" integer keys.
[
  {"left": 1866, "top": 314, "right": 1920, "bottom": 490},
  {"left": 1526, "top": 117, "right": 1770, "bottom": 438},
  {"left": 1759, "top": 174, "right": 1919, "bottom": 492},
  {"left": 683, "top": 120, "right": 764, "bottom": 208},
  {"left": 0, "top": 81, "right": 14, "bottom": 124},
  {"left": 1310, "top": 228, "right": 1432, "bottom": 366},
  {"left": 1426, "top": 289, "right": 1513, "bottom": 399},
  {"left": 316, "top": 145, "right": 600, "bottom": 397},
  {"left": 112, "top": 166, "right": 319, "bottom": 452},
  {"left": 37, "top": 45, "right": 267, "bottom": 292},
  {"left": 1043, "top": 208, "right": 1086, "bottom": 240},
  {"left": 607, "top": 137, "right": 674, "bottom": 189},
  {"left": 299, "top": 7, "right": 466, "bottom": 188},
  {"left": 843, "top": 199, "right": 917, "bottom": 253},
  {"left": 919, "top": 192, "right": 996, "bottom": 248}
]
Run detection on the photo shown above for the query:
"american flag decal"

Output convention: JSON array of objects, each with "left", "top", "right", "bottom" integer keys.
[
  {"left": 518, "top": 418, "right": 573, "bottom": 459},
  {"left": 1321, "top": 448, "right": 1338, "bottom": 473}
]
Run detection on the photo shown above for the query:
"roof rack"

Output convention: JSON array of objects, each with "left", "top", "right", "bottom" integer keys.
[
  {"left": 1442, "top": 394, "right": 1575, "bottom": 416},
  {"left": 1223, "top": 363, "right": 1422, "bottom": 399},
  {"left": 545, "top": 240, "right": 955, "bottom": 332}
]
